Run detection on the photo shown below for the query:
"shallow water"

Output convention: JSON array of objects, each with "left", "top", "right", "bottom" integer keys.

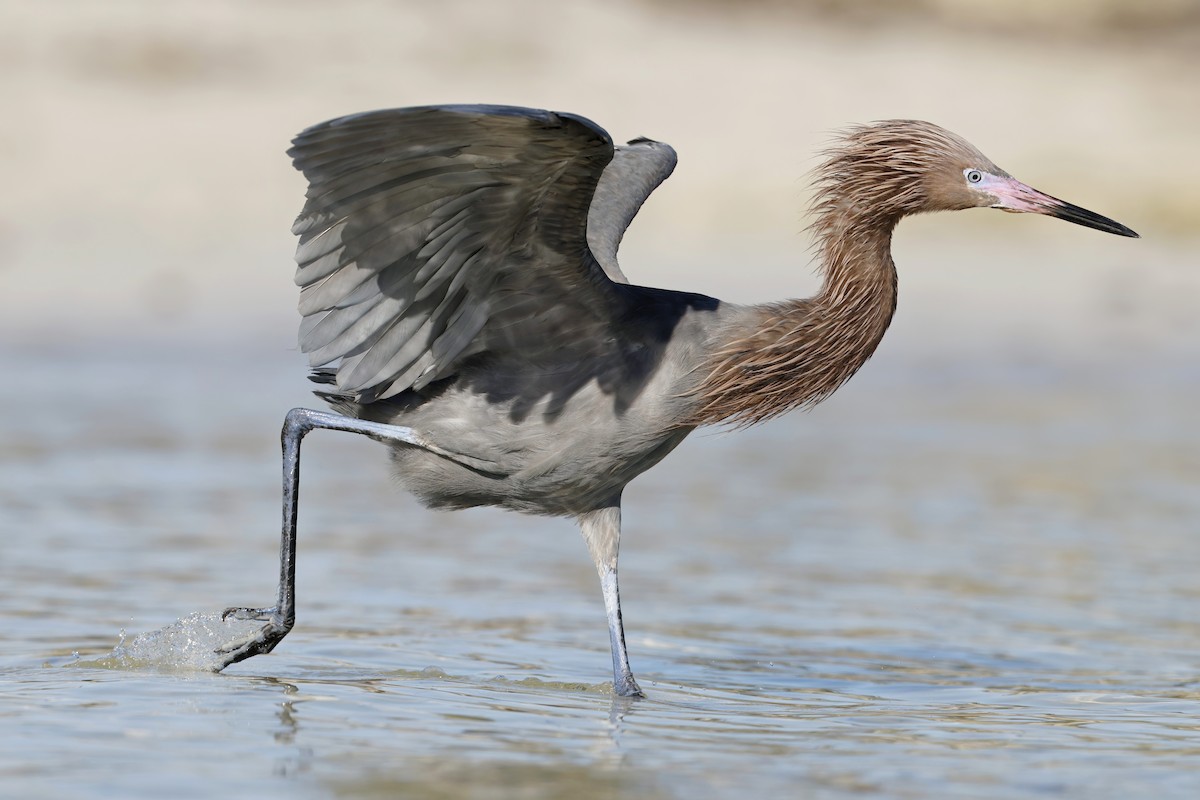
[{"left": 2, "top": 341, "right": 1200, "bottom": 798}]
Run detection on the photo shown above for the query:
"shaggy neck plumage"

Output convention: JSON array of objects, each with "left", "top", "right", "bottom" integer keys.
[
  {"left": 687, "top": 200, "right": 900, "bottom": 427},
  {"left": 681, "top": 120, "right": 1002, "bottom": 427}
]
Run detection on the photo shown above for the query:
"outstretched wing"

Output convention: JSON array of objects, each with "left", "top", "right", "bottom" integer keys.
[
  {"left": 289, "top": 104, "right": 627, "bottom": 403},
  {"left": 586, "top": 137, "right": 677, "bottom": 284}
]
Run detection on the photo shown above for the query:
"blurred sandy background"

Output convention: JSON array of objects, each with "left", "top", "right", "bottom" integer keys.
[{"left": 1, "top": 0, "right": 1197, "bottom": 361}]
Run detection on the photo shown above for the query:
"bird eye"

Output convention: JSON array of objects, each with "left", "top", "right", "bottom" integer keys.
[{"left": 966, "top": 169, "right": 983, "bottom": 184}]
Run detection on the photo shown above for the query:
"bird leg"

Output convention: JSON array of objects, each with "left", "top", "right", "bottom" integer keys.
[
  {"left": 215, "top": 407, "right": 437, "bottom": 669},
  {"left": 579, "top": 503, "right": 643, "bottom": 697},
  {"left": 215, "top": 407, "right": 644, "bottom": 696}
]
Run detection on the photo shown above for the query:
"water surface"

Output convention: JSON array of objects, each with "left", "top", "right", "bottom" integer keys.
[{"left": 2, "top": 342, "right": 1199, "bottom": 798}]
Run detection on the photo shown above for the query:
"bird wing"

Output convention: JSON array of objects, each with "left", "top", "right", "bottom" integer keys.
[
  {"left": 289, "top": 104, "right": 633, "bottom": 403},
  {"left": 585, "top": 138, "right": 677, "bottom": 283}
]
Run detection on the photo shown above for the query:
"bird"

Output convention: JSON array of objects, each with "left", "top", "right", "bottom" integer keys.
[{"left": 218, "top": 104, "right": 1137, "bottom": 696}]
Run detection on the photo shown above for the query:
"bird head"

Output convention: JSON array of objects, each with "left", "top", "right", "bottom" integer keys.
[{"left": 816, "top": 120, "right": 1137, "bottom": 237}]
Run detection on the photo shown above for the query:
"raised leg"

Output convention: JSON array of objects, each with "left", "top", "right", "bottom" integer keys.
[
  {"left": 579, "top": 503, "right": 643, "bottom": 698},
  {"left": 215, "top": 407, "right": 436, "bottom": 669}
]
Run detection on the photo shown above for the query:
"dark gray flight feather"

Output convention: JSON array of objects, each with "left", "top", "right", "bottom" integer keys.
[{"left": 288, "top": 104, "right": 677, "bottom": 402}]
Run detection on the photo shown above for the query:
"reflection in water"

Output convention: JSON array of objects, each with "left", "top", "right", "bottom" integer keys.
[{"left": 271, "top": 678, "right": 301, "bottom": 745}]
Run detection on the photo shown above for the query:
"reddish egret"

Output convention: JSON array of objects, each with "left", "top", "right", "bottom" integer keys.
[{"left": 220, "top": 105, "right": 1137, "bottom": 696}]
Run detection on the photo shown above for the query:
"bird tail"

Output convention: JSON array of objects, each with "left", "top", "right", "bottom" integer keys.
[{"left": 308, "top": 369, "right": 361, "bottom": 417}]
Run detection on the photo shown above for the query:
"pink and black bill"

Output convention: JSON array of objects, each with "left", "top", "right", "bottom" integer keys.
[
  {"left": 988, "top": 174, "right": 1138, "bottom": 238},
  {"left": 1038, "top": 194, "right": 1139, "bottom": 238}
]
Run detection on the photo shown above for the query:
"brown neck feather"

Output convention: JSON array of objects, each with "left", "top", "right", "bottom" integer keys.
[
  {"left": 686, "top": 208, "right": 899, "bottom": 427},
  {"left": 682, "top": 119, "right": 1001, "bottom": 427}
]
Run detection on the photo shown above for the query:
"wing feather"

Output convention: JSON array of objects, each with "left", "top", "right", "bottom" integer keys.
[
  {"left": 288, "top": 104, "right": 676, "bottom": 403},
  {"left": 586, "top": 138, "right": 678, "bottom": 283}
]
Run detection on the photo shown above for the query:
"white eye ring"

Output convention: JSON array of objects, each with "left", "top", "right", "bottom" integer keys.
[{"left": 965, "top": 169, "right": 983, "bottom": 184}]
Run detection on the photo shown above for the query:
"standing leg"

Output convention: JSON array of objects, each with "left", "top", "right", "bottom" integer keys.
[
  {"left": 579, "top": 502, "right": 643, "bottom": 698},
  {"left": 216, "top": 407, "right": 454, "bottom": 670}
]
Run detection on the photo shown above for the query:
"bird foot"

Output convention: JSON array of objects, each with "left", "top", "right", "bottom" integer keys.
[
  {"left": 213, "top": 606, "right": 292, "bottom": 669},
  {"left": 614, "top": 673, "right": 644, "bottom": 698},
  {"left": 221, "top": 605, "right": 276, "bottom": 622}
]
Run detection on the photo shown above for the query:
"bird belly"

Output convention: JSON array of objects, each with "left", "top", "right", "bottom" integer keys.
[{"left": 376, "top": 389, "right": 695, "bottom": 517}]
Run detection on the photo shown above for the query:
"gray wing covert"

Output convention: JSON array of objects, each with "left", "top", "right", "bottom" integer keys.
[
  {"left": 289, "top": 104, "right": 621, "bottom": 403},
  {"left": 586, "top": 138, "right": 678, "bottom": 284}
]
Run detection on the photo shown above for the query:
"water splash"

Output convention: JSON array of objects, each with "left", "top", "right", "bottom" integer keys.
[{"left": 74, "top": 611, "right": 267, "bottom": 672}]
